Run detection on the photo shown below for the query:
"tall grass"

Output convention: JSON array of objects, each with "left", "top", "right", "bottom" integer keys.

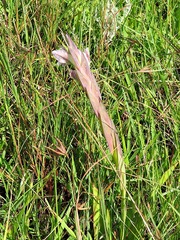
[{"left": 0, "top": 0, "right": 179, "bottom": 239}]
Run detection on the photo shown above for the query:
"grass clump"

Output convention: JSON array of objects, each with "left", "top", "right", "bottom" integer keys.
[{"left": 0, "top": 0, "right": 179, "bottom": 239}]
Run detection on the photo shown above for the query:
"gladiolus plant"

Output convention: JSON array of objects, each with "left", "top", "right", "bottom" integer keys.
[{"left": 52, "top": 34, "right": 126, "bottom": 240}]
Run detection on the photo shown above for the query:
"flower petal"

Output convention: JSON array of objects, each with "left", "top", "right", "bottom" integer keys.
[{"left": 52, "top": 49, "right": 70, "bottom": 65}]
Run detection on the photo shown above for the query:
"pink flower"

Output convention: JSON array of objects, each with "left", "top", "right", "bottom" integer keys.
[
  {"left": 52, "top": 34, "right": 122, "bottom": 158},
  {"left": 52, "top": 48, "right": 72, "bottom": 65}
]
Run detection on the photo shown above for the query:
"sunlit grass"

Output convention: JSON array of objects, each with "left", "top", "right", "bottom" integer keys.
[{"left": 0, "top": 0, "right": 179, "bottom": 239}]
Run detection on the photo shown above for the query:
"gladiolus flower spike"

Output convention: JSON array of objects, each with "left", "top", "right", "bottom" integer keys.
[{"left": 52, "top": 34, "right": 126, "bottom": 239}]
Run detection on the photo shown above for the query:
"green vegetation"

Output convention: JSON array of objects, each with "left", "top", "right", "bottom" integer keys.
[{"left": 0, "top": 0, "right": 179, "bottom": 239}]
